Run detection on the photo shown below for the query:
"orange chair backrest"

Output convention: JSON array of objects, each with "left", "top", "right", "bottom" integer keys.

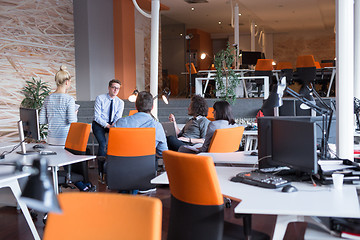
[
  {"left": 276, "top": 62, "right": 293, "bottom": 70},
  {"left": 255, "top": 59, "right": 273, "bottom": 71},
  {"left": 296, "top": 55, "right": 316, "bottom": 68},
  {"left": 43, "top": 193, "right": 162, "bottom": 240},
  {"left": 129, "top": 109, "right": 138, "bottom": 116},
  {"left": 107, "top": 128, "right": 156, "bottom": 157},
  {"left": 185, "top": 62, "right": 197, "bottom": 74},
  {"left": 65, "top": 122, "right": 91, "bottom": 152},
  {"left": 315, "top": 61, "right": 321, "bottom": 69},
  {"left": 163, "top": 150, "right": 223, "bottom": 206},
  {"left": 207, "top": 107, "right": 215, "bottom": 121},
  {"left": 208, "top": 126, "right": 245, "bottom": 153}
]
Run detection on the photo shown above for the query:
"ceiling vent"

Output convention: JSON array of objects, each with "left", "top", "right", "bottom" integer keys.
[{"left": 184, "top": 0, "right": 208, "bottom": 3}]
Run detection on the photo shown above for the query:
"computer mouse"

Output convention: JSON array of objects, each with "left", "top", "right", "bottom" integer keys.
[
  {"left": 250, "top": 151, "right": 258, "bottom": 156},
  {"left": 33, "top": 144, "right": 44, "bottom": 149},
  {"left": 281, "top": 185, "right": 298, "bottom": 193}
]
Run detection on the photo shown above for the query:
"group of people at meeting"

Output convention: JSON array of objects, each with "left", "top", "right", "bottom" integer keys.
[{"left": 39, "top": 65, "right": 238, "bottom": 193}]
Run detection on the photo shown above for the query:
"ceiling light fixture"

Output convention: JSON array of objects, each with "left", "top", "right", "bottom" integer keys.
[
  {"left": 218, "top": 21, "right": 222, "bottom": 25},
  {"left": 238, "top": 13, "right": 242, "bottom": 16},
  {"left": 191, "top": 7, "right": 195, "bottom": 11}
]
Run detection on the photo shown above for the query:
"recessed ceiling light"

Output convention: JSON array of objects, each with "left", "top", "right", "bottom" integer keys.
[
  {"left": 218, "top": 21, "right": 222, "bottom": 25},
  {"left": 180, "top": 33, "right": 183, "bottom": 36},
  {"left": 238, "top": 13, "right": 242, "bottom": 16},
  {"left": 191, "top": 7, "right": 195, "bottom": 11},
  {"left": 255, "top": 24, "right": 258, "bottom": 27}
]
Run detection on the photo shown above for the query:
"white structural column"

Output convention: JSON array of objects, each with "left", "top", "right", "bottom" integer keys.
[
  {"left": 336, "top": 0, "right": 354, "bottom": 160},
  {"left": 250, "top": 20, "right": 256, "bottom": 51},
  {"left": 150, "top": 0, "right": 160, "bottom": 118},
  {"left": 355, "top": 0, "right": 360, "bottom": 99},
  {"left": 132, "top": 0, "right": 160, "bottom": 118},
  {"left": 234, "top": 4, "right": 239, "bottom": 68}
]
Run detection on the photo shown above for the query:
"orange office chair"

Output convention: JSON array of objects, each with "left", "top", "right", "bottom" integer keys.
[
  {"left": 105, "top": 128, "right": 156, "bottom": 191},
  {"left": 43, "top": 193, "right": 162, "bottom": 240},
  {"left": 207, "top": 126, "right": 245, "bottom": 153},
  {"left": 163, "top": 150, "right": 269, "bottom": 240},
  {"left": 58, "top": 122, "right": 91, "bottom": 191},
  {"left": 254, "top": 59, "right": 274, "bottom": 97},
  {"left": 128, "top": 109, "right": 138, "bottom": 116},
  {"left": 207, "top": 107, "right": 215, "bottom": 121}
]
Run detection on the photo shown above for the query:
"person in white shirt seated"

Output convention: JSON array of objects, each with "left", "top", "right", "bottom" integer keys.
[{"left": 179, "top": 100, "right": 237, "bottom": 153}]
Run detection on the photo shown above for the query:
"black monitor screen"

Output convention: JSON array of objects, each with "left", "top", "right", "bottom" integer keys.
[
  {"left": 271, "top": 119, "right": 318, "bottom": 174},
  {"left": 241, "top": 51, "right": 263, "bottom": 66},
  {"left": 19, "top": 107, "right": 40, "bottom": 141}
]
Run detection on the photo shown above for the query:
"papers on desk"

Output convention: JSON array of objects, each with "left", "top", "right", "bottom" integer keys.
[{"left": 318, "top": 161, "right": 355, "bottom": 173}]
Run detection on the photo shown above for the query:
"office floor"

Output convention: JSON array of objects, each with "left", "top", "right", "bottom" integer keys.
[{"left": 0, "top": 160, "right": 308, "bottom": 240}]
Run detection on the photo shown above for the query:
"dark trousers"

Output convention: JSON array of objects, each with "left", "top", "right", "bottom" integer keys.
[
  {"left": 167, "top": 136, "right": 190, "bottom": 151},
  {"left": 92, "top": 121, "right": 109, "bottom": 157}
]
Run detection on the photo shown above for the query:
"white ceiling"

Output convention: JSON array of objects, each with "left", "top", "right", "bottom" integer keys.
[{"left": 160, "top": 0, "right": 335, "bottom": 36}]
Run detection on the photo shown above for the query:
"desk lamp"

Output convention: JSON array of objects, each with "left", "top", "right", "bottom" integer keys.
[
  {"left": 128, "top": 89, "right": 139, "bottom": 102},
  {"left": 261, "top": 76, "right": 286, "bottom": 116},
  {"left": 128, "top": 89, "right": 171, "bottom": 104},
  {"left": 21, "top": 157, "right": 62, "bottom": 213}
]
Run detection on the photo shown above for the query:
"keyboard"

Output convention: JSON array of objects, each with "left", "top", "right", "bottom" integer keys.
[{"left": 231, "top": 171, "right": 291, "bottom": 189}]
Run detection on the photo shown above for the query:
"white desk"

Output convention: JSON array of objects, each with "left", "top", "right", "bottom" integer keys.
[
  {"left": 0, "top": 166, "right": 39, "bottom": 240},
  {"left": 1, "top": 143, "right": 96, "bottom": 194},
  {"left": 198, "top": 151, "right": 258, "bottom": 165},
  {"left": 195, "top": 69, "right": 270, "bottom": 99},
  {"left": 216, "top": 167, "right": 360, "bottom": 240}
]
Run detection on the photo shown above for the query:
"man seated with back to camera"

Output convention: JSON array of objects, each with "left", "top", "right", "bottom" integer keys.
[
  {"left": 114, "top": 91, "right": 168, "bottom": 164},
  {"left": 167, "top": 95, "right": 210, "bottom": 151},
  {"left": 179, "top": 100, "right": 238, "bottom": 153}
]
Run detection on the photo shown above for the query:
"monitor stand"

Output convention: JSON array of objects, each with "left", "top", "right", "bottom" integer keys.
[{"left": 16, "top": 120, "right": 37, "bottom": 155}]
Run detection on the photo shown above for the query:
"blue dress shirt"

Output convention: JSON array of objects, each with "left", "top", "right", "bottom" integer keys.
[{"left": 94, "top": 93, "right": 124, "bottom": 127}]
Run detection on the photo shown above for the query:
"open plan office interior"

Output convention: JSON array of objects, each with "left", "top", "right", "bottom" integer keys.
[{"left": 1, "top": 0, "right": 360, "bottom": 239}]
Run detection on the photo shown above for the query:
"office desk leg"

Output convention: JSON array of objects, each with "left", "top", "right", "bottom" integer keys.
[
  {"left": 272, "top": 215, "right": 304, "bottom": 240},
  {"left": 9, "top": 180, "right": 41, "bottom": 240},
  {"left": 51, "top": 166, "right": 59, "bottom": 195}
]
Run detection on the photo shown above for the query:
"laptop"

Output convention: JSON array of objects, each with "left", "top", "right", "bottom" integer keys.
[{"left": 161, "top": 122, "right": 177, "bottom": 137}]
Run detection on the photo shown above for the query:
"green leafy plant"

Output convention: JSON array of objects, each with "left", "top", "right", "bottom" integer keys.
[
  {"left": 21, "top": 77, "right": 51, "bottom": 109},
  {"left": 21, "top": 77, "right": 51, "bottom": 140},
  {"left": 214, "top": 43, "right": 241, "bottom": 104}
]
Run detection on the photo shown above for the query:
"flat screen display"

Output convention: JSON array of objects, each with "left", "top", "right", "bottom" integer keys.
[
  {"left": 241, "top": 51, "right": 263, "bottom": 66},
  {"left": 271, "top": 119, "right": 318, "bottom": 174}
]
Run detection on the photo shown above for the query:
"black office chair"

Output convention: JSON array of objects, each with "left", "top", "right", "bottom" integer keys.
[{"left": 254, "top": 59, "right": 274, "bottom": 97}]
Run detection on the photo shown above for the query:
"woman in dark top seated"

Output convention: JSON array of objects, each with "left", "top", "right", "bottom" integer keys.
[
  {"left": 167, "top": 95, "right": 210, "bottom": 151},
  {"left": 179, "top": 100, "right": 237, "bottom": 153}
]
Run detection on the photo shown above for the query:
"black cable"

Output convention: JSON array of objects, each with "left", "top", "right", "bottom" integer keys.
[{"left": 0, "top": 138, "right": 27, "bottom": 159}]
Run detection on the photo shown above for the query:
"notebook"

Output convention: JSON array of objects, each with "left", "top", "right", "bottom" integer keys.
[{"left": 161, "top": 122, "right": 176, "bottom": 137}]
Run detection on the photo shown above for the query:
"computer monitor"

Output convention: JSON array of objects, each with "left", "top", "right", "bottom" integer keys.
[
  {"left": 257, "top": 116, "right": 312, "bottom": 169},
  {"left": 241, "top": 51, "right": 263, "bottom": 66},
  {"left": 19, "top": 108, "right": 41, "bottom": 141},
  {"left": 271, "top": 119, "right": 318, "bottom": 175},
  {"left": 18, "top": 108, "right": 41, "bottom": 154}
]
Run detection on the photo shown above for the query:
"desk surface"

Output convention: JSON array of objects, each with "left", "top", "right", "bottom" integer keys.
[
  {"left": 152, "top": 166, "right": 360, "bottom": 219},
  {"left": 198, "top": 151, "right": 258, "bottom": 165},
  {"left": 216, "top": 167, "right": 360, "bottom": 218},
  {"left": 1, "top": 143, "right": 95, "bottom": 167}
]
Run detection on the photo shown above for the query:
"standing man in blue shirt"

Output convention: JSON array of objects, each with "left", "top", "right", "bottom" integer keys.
[
  {"left": 92, "top": 79, "right": 124, "bottom": 158},
  {"left": 114, "top": 91, "right": 168, "bottom": 158}
]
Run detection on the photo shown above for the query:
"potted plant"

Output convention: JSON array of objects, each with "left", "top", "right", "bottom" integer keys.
[
  {"left": 214, "top": 43, "right": 241, "bottom": 104},
  {"left": 20, "top": 77, "right": 51, "bottom": 140}
]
